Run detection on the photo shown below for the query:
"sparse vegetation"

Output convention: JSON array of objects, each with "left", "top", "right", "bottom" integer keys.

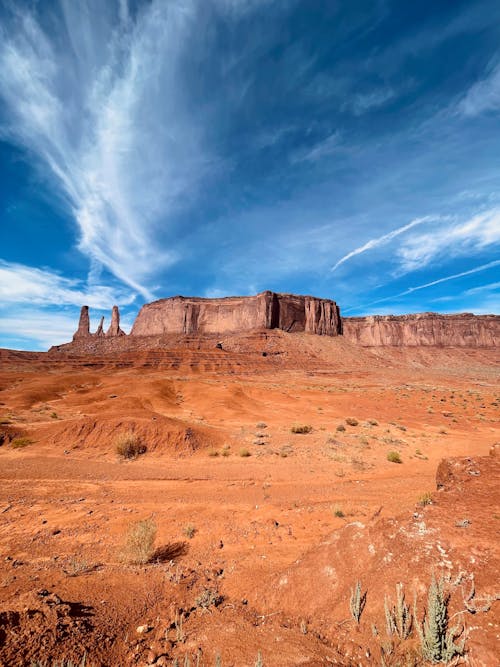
[
  {"left": 349, "top": 580, "right": 367, "bottom": 624},
  {"left": 336, "top": 424, "right": 346, "bottom": 432},
  {"left": 415, "top": 574, "right": 465, "bottom": 663},
  {"left": 345, "top": 417, "right": 358, "bottom": 426},
  {"left": 195, "top": 588, "right": 223, "bottom": 609},
  {"left": 239, "top": 448, "right": 251, "bottom": 457},
  {"left": 419, "top": 492, "right": 433, "bottom": 506},
  {"left": 184, "top": 524, "right": 196, "bottom": 539},
  {"left": 333, "top": 506, "right": 345, "bottom": 518},
  {"left": 291, "top": 424, "right": 312, "bottom": 434},
  {"left": 10, "top": 437, "right": 33, "bottom": 449},
  {"left": 221, "top": 445, "right": 231, "bottom": 457},
  {"left": 114, "top": 432, "right": 146, "bottom": 459},
  {"left": 119, "top": 518, "right": 157, "bottom": 564},
  {"left": 387, "top": 451, "right": 402, "bottom": 464},
  {"left": 208, "top": 448, "right": 219, "bottom": 457},
  {"left": 385, "top": 583, "right": 412, "bottom": 639}
]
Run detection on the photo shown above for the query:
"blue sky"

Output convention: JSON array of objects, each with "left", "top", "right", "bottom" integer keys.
[{"left": 1, "top": 0, "right": 499, "bottom": 350}]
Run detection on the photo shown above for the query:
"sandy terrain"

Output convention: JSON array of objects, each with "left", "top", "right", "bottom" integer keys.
[{"left": 0, "top": 332, "right": 498, "bottom": 666}]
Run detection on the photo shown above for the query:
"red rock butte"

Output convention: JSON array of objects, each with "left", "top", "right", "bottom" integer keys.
[{"left": 65, "top": 291, "right": 499, "bottom": 350}]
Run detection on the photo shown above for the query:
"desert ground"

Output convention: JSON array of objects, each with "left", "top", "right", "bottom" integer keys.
[{"left": 0, "top": 331, "right": 499, "bottom": 666}]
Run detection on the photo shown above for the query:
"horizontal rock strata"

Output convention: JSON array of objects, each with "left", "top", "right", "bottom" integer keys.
[
  {"left": 130, "top": 291, "right": 342, "bottom": 337},
  {"left": 342, "top": 313, "right": 499, "bottom": 347}
]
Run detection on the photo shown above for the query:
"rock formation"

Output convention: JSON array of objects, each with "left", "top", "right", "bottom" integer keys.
[
  {"left": 130, "top": 291, "right": 342, "bottom": 337},
  {"left": 73, "top": 306, "right": 90, "bottom": 340},
  {"left": 69, "top": 294, "right": 498, "bottom": 348},
  {"left": 96, "top": 316, "right": 105, "bottom": 337},
  {"left": 71, "top": 305, "right": 125, "bottom": 340},
  {"left": 342, "top": 313, "right": 499, "bottom": 347},
  {"left": 106, "top": 305, "right": 125, "bottom": 337}
]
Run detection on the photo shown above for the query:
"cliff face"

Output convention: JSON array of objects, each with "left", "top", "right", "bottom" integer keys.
[
  {"left": 130, "top": 291, "right": 342, "bottom": 337},
  {"left": 342, "top": 313, "right": 499, "bottom": 347}
]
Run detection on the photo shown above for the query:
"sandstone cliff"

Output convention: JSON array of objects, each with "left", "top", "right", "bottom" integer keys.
[
  {"left": 130, "top": 291, "right": 342, "bottom": 337},
  {"left": 342, "top": 312, "right": 499, "bottom": 347}
]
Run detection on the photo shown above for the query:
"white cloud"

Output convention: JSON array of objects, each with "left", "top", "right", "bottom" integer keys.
[
  {"left": 344, "top": 259, "right": 500, "bottom": 313},
  {"left": 0, "top": 309, "right": 79, "bottom": 350},
  {"left": 464, "top": 280, "right": 500, "bottom": 295},
  {"left": 397, "top": 208, "right": 500, "bottom": 271},
  {"left": 345, "top": 88, "right": 395, "bottom": 116},
  {"left": 0, "top": 260, "right": 135, "bottom": 308},
  {"left": 331, "top": 215, "right": 439, "bottom": 271},
  {"left": 458, "top": 62, "right": 500, "bottom": 116},
  {"left": 0, "top": 1, "right": 211, "bottom": 299},
  {"left": 290, "top": 132, "right": 340, "bottom": 163}
]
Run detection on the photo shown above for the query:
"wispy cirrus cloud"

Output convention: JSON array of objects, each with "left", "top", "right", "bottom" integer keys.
[
  {"left": 0, "top": 260, "right": 135, "bottom": 309},
  {"left": 331, "top": 215, "right": 442, "bottom": 272},
  {"left": 0, "top": 1, "right": 211, "bottom": 299},
  {"left": 396, "top": 208, "right": 500, "bottom": 271},
  {"left": 290, "top": 131, "right": 340, "bottom": 164},
  {"left": 344, "top": 259, "right": 500, "bottom": 314},
  {"left": 458, "top": 61, "right": 500, "bottom": 116}
]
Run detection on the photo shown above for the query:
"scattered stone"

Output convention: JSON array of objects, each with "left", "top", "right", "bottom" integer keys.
[{"left": 136, "top": 625, "right": 152, "bottom": 634}]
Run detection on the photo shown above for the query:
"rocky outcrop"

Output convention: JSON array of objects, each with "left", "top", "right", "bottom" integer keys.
[
  {"left": 106, "top": 306, "right": 125, "bottom": 337},
  {"left": 72, "top": 305, "right": 126, "bottom": 340},
  {"left": 96, "top": 317, "right": 105, "bottom": 337},
  {"left": 343, "top": 313, "right": 499, "bottom": 347},
  {"left": 130, "top": 291, "right": 342, "bottom": 337},
  {"left": 73, "top": 306, "right": 90, "bottom": 340}
]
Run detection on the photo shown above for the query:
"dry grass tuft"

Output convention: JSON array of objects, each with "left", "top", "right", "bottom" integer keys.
[
  {"left": 291, "top": 424, "right": 312, "bottom": 434},
  {"left": 119, "top": 518, "right": 157, "bottom": 564},
  {"left": 114, "top": 432, "right": 146, "bottom": 459}
]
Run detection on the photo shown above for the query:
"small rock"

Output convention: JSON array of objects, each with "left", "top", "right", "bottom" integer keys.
[{"left": 136, "top": 625, "right": 152, "bottom": 634}]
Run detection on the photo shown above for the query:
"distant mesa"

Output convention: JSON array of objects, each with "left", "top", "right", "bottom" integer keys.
[{"left": 70, "top": 291, "right": 499, "bottom": 348}]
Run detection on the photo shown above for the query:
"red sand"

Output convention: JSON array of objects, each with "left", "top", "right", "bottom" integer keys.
[{"left": 0, "top": 332, "right": 498, "bottom": 666}]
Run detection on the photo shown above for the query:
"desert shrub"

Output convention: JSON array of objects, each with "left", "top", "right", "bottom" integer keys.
[
  {"left": 385, "top": 583, "right": 412, "bottom": 639},
  {"left": 119, "top": 518, "right": 157, "bottom": 564},
  {"left": 415, "top": 574, "right": 464, "bottom": 663},
  {"left": 115, "top": 432, "right": 146, "bottom": 459},
  {"left": 195, "top": 588, "right": 223, "bottom": 609},
  {"left": 419, "top": 492, "right": 433, "bottom": 506},
  {"left": 256, "top": 422, "right": 267, "bottom": 429},
  {"left": 10, "top": 437, "right": 33, "bottom": 449},
  {"left": 184, "top": 524, "right": 196, "bottom": 539},
  {"left": 387, "top": 451, "right": 402, "bottom": 464},
  {"left": 350, "top": 580, "right": 367, "bottom": 623},
  {"left": 239, "top": 448, "right": 251, "bottom": 457},
  {"left": 333, "top": 506, "right": 345, "bottom": 518},
  {"left": 336, "top": 424, "right": 346, "bottom": 432},
  {"left": 221, "top": 446, "right": 231, "bottom": 457},
  {"left": 346, "top": 417, "right": 358, "bottom": 426},
  {"left": 208, "top": 448, "right": 219, "bottom": 457},
  {"left": 291, "top": 424, "right": 312, "bottom": 434},
  {"left": 367, "top": 419, "right": 378, "bottom": 426}
]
